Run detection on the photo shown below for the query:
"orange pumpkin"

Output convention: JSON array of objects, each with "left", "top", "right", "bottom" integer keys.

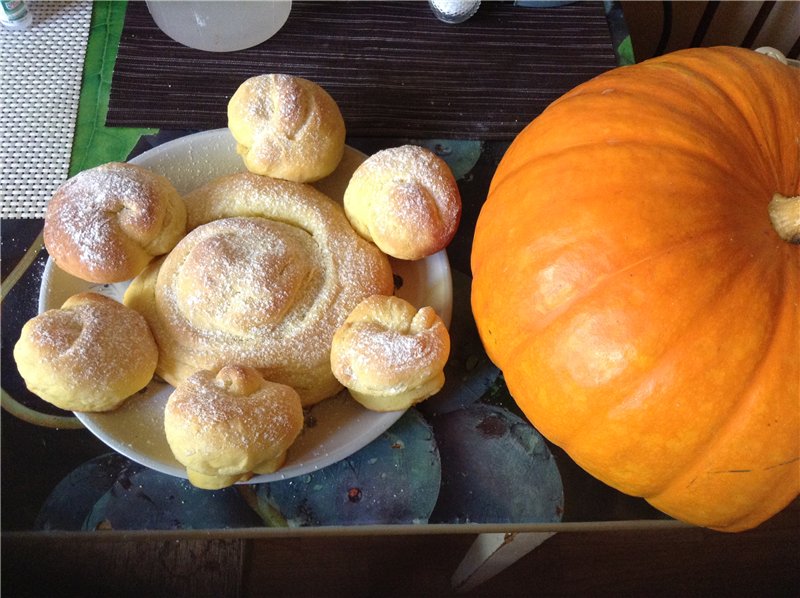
[{"left": 471, "top": 47, "right": 799, "bottom": 531}]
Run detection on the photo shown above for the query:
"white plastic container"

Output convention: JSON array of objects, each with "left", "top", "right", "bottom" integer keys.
[{"left": 145, "top": 0, "right": 292, "bottom": 52}]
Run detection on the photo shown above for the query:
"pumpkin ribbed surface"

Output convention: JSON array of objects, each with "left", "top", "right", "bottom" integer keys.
[{"left": 471, "top": 47, "right": 799, "bottom": 531}]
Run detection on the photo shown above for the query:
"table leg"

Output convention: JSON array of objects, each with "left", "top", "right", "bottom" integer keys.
[{"left": 451, "top": 531, "right": 556, "bottom": 592}]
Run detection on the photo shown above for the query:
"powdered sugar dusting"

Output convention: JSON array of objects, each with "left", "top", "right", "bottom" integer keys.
[
  {"left": 28, "top": 309, "right": 82, "bottom": 357},
  {"left": 353, "top": 323, "right": 438, "bottom": 373},
  {"left": 173, "top": 217, "right": 318, "bottom": 333}
]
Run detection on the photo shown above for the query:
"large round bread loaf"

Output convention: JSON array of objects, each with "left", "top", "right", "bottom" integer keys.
[{"left": 124, "top": 172, "right": 394, "bottom": 406}]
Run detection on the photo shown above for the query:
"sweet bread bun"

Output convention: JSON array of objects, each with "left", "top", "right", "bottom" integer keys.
[
  {"left": 43, "top": 162, "right": 187, "bottom": 283},
  {"left": 13, "top": 292, "right": 158, "bottom": 412},
  {"left": 343, "top": 145, "right": 461, "bottom": 260},
  {"left": 124, "top": 172, "right": 394, "bottom": 406},
  {"left": 330, "top": 295, "right": 450, "bottom": 412},
  {"left": 227, "top": 74, "right": 346, "bottom": 182},
  {"left": 164, "top": 365, "right": 304, "bottom": 489}
]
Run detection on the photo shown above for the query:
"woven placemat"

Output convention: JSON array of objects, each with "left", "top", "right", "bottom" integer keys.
[
  {"left": 1, "top": 1, "right": 92, "bottom": 218},
  {"left": 107, "top": 1, "right": 617, "bottom": 139}
]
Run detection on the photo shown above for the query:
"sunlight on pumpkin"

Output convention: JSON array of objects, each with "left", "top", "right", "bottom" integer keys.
[{"left": 556, "top": 311, "right": 638, "bottom": 387}]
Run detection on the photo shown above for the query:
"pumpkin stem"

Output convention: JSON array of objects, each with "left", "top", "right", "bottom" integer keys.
[{"left": 768, "top": 194, "right": 800, "bottom": 244}]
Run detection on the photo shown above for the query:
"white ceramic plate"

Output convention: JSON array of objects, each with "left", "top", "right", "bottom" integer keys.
[{"left": 39, "top": 128, "right": 453, "bottom": 483}]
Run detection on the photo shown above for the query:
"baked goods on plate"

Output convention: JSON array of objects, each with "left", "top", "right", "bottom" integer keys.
[
  {"left": 125, "top": 172, "right": 394, "bottom": 406},
  {"left": 331, "top": 295, "right": 450, "bottom": 412},
  {"left": 228, "top": 74, "right": 346, "bottom": 182},
  {"left": 43, "top": 162, "right": 186, "bottom": 283},
  {"left": 14, "top": 292, "right": 158, "bottom": 412},
  {"left": 165, "top": 366, "right": 304, "bottom": 489},
  {"left": 343, "top": 145, "right": 462, "bottom": 260},
  {"left": 37, "top": 128, "right": 453, "bottom": 484}
]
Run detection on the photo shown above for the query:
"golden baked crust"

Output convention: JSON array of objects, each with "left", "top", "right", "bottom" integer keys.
[
  {"left": 330, "top": 295, "right": 450, "bottom": 412},
  {"left": 227, "top": 74, "right": 346, "bottom": 182},
  {"left": 124, "top": 172, "right": 394, "bottom": 406},
  {"left": 164, "top": 365, "right": 303, "bottom": 489},
  {"left": 43, "top": 162, "right": 187, "bottom": 283},
  {"left": 13, "top": 292, "right": 158, "bottom": 412},
  {"left": 343, "top": 145, "right": 461, "bottom": 260}
]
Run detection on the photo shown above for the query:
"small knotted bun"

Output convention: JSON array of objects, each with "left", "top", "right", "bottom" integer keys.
[
  {"left": 13, "top": 292, "right": 158, "bottom": 412},
  {"left": 330, "top": 295, "right": 450, "bottom": 412},
  {"left": 164, "top": 365, "right": 304, "bottom": 489},
  {"left": 43, "top": 162, "right": 186, "bottom": 283},
  {"left": 343, "top": 145, "right": 461, "bottom": 260},
  {"left": 227, "top": 74, "right": 346, "bottom": 182}
]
